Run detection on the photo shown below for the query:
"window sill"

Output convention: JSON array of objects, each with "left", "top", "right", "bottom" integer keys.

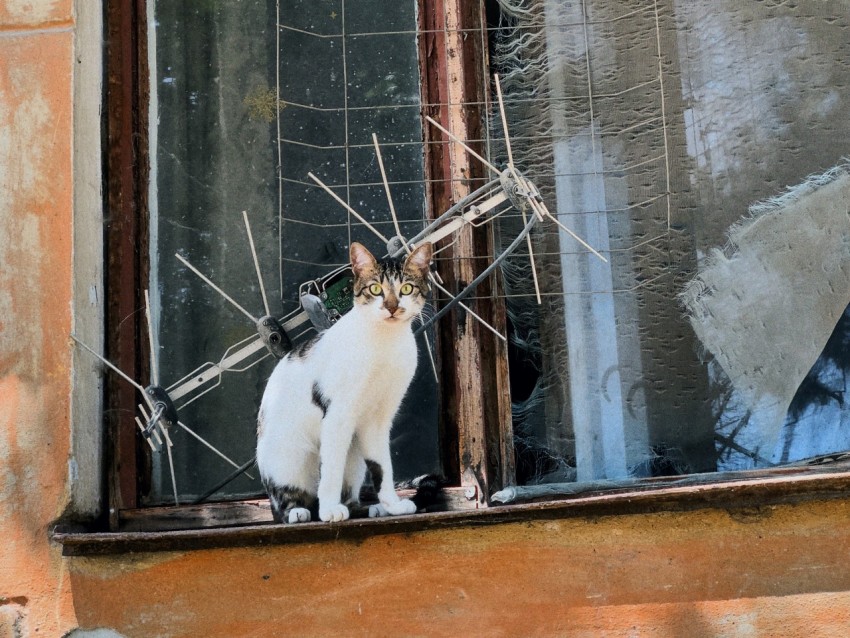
[{"left": 52, "top": 464, "right": 850, "bottom": 556}]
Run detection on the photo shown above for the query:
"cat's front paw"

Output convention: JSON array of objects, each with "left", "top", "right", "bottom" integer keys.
[
  {"left": 287, "top": 507, "right": 311, "bottom": 524},
  {"left": 319, "top": 503, "right": 350, "bottom": 523},
  {"left": 368, "top": 503, "right": 388, "bottom": 518},
  {"left": 383, "top": 498, "right": 417, "bottom": 516}
]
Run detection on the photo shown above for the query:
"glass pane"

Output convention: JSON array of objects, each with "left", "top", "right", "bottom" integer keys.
[
  {"left": 489, "top": 0, "right": 850, "bottom": 485},
  {"left": 148, "top": 0, "right": 437, "bottom": 504}
]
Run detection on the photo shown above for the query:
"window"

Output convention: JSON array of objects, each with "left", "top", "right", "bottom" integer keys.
[
  {"left": 97, "top": 0, "right": 850, "bottom": 534},
  {"left": 107, "top": 0, "right": 489, "bottom": 514}
]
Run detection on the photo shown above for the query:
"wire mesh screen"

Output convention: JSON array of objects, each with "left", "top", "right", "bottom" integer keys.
[
  {"left": 487, "top": 0, "right": 685, "bottom": 483},
  {"left": 276, "top": 1, "right": 428, "bottom": 310}
]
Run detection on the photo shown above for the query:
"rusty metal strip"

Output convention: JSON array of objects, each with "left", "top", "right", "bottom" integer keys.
[{"left": 104, "top": 0, "right": 152, "bottom": 522}]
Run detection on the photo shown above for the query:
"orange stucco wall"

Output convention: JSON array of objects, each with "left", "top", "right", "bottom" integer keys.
[
  {"left": 1, "top": 2, "right": 850, "bottom": 637},
  {"left": 0, "top": 1, "right": 77, "bottom": 636},
  {"left": 66, "top": 501, "right": 850, "bottom": 637}
]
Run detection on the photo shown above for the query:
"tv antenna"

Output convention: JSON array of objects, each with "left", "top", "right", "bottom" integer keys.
[{"left": 74, "top": 75, "right": 607, "bottom": 506}]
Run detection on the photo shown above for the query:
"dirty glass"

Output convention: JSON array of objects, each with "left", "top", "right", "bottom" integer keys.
[
  {"left": 489, "top": 0, "right": 850, "bottom": 485},
  {"left": 148, "top": 0, "right": 437, "bottom": 504}
]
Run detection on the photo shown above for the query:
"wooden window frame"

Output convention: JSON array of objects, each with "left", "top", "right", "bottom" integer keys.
[
  {"left": 101, "top": 0, "right": 514, "bottom": 527},
  {"left": 67, "top": 0, "right": 850, "bottom": 549},
  {"left": 104, "top": 0, "right": 151, "bottom": 526}
]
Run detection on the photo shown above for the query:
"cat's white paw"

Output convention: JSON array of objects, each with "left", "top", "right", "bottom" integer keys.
[
  {"left": 319, "top": 503, "right": 350, "bottom": 523},
  {"left": 287, "top": 507, "right": 311, "bottom": 524},
  {"left": 368, "top": 503, "right": 388, "bottom": 518},
  {"left": 383, "top": 498, "right": 417, "bottom": 516}
]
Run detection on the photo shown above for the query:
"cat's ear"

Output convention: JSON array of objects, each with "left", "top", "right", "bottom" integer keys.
[
  {"left": 350, "top": 242, "right": 378, "bottom": 278},
  {"left": 404, "top": 242, "right": 433, "bottom": 278}
]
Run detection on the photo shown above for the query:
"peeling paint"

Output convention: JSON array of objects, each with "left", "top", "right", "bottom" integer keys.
[
  {"left": 69, "top": 554, "right": 186, "bottom": 580},
  {"left": 0, "top": 0, "right": 67, "bottom": 27},
  {"left": 0, "top": 214, "right": 44, "bottom": 373},
  {"left": 0, "top": 81, "right": 52, "bottom": 198},
  {"left": 64, "top": 628, "right": 128, "bottom": 638}
]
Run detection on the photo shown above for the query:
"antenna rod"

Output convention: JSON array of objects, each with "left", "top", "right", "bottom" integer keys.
[
  {"left": 425, "top": 116, "right": 501, "bottom": 176},
  {"left": 494, "top": 74, "right": 516, "bottom": 169},
  {"left": 373, "top": 133, "right": 507, "bottom": 341},
  {"left": 537, "top": 199, "right": 608, "bottom": 263},
  {"left": 494, "top": 74, "right": 542, "bottom": 304},
  {"left": 494, "top": 74, "right": 607, "bottom": 265},
  {"left": 71, "top": 334, "right": 147, "bottom": 395},
  {"left": 161, "top": 422, "right": 179, "bottom": 506},
  {"left": 372, "top": 133, "right": 408, "bottom": 253},
  {"left": 307, "top": 172, "right": 390, "bottom": 244},
  {"left": 176, "top": 420, "right": 255, "bottom": 480},
  {"left": 175, "top": 253, "right": 258, "bottom": 323},
  {"left": 242, "top": 211, "right": 272, "bottom": 317},
  {"left": 144, "top": 289, "right": 159, "bottom": 387},
  {"left": 430, "top": 279, "right": 506, "bottom": 343}
]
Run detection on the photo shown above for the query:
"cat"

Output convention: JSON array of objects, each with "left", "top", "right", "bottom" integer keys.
[{"left": 257, "top": 241, "right": 434, "bottom": 524}]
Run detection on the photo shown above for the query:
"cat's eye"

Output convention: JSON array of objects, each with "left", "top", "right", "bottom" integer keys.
[
  {"left": 368, "top": 283, "right": 383, "bottom": 296},
  {"left": 399, "top": 283, "right": 414, "bottom": 296}
]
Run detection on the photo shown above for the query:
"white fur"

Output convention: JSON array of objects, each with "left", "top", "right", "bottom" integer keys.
[
  {"left": 288, "top": 507, "right": 311, "bottom": 524},
  {"left": 257, "top": 247, "right": 429, "bottom": 523}
]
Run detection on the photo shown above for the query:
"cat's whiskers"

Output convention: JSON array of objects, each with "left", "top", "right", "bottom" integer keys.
[
  {"left": 413, "top": 303, "right": 440, "bottom": 383},
  {"left": 416, "top": 301, "right": 438, "bottom": 324}
]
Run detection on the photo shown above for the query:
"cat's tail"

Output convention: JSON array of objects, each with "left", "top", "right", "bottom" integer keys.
[
  {"left": 353, "top": 474, "right": 449, "bottom": 516},
  {"left": 397, "top": 474, "right": 450, "bottom": 512}
]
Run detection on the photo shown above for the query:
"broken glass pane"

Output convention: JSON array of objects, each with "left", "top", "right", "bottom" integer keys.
[{"left": 490, "top": 0, "right": 850, "bottom": 485}]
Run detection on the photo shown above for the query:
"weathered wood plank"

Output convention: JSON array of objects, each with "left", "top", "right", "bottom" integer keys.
[
  {"left": 419, "top": 0, "right": 515, "bottom": 506},
  {"left": 116, "top": 487, "right": 477, "bottom": 533}
]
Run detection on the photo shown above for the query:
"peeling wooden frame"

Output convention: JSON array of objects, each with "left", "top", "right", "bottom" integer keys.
[{"left": 419, "top": 0, "right": 516, "bottom": 504}]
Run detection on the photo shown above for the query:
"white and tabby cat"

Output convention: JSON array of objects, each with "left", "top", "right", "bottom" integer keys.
[{"left": 257, "top": 241, "right": 433, "bottom": 523}]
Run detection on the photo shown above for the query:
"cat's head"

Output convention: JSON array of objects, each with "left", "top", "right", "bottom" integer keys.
[{"left": 349, "top": 242, "right": 433, "bottom": 325}]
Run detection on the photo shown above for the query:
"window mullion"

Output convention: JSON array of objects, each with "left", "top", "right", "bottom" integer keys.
[{"left": 419, "top": 0, "right": 515, "bottom": 506}]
